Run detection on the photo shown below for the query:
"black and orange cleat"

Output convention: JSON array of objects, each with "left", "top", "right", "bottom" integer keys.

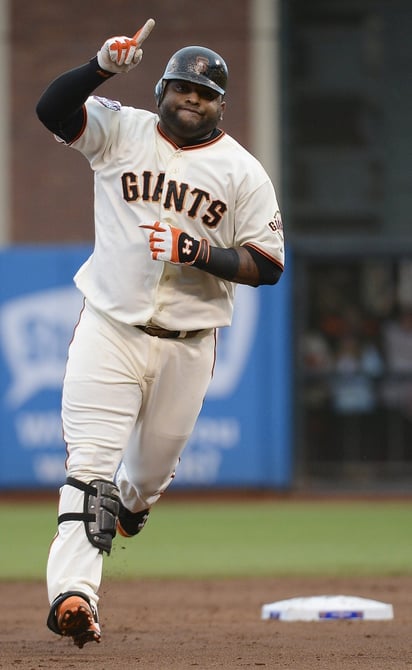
[{"left": 47, "top": 592, "right": 101, "bottom": 648}]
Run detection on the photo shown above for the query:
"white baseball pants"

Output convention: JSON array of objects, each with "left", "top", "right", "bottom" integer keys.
[{"left": 47, "top": 301, "right": 215, "bottom": 609}]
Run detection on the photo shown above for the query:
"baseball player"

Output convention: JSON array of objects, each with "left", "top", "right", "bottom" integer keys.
[{"left": 36, "top": 18, "right": 284, "bottom": 648}]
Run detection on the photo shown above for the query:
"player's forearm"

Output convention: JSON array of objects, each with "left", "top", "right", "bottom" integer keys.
[
  {"left": 36, "top": 57, "right": 113, "bottom": 137},
  {"left": 194, "top": 245, "right": 282, "bottom": 287}
]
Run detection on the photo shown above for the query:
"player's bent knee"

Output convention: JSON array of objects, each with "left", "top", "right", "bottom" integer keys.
[{"left": 58, "top": 477, "right": 120, "bottom": 555}]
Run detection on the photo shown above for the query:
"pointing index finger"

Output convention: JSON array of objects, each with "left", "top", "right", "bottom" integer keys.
[{"left": 133, "top": 18, "right": 156, "bottom": 47}]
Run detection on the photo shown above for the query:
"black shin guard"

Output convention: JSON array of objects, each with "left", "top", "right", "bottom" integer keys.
[{"left": 58, "top": 477, "right": 120, "bottom": 554}]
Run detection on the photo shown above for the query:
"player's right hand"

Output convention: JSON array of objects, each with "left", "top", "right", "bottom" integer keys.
[
  {"left": 97, "top": 18, "right": 155, "bottom": 74},
  {"left": 139, "top": 221, "right": 209, "bottom": 265}
]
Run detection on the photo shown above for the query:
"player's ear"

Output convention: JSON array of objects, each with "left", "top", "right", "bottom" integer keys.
[{"left": 219, "top": 100, "right": 226, "bottom": 121}]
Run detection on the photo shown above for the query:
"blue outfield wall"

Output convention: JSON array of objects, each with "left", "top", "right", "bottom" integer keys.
[{"left": 0, "top": 246, "right": 293, "bottom": 490}]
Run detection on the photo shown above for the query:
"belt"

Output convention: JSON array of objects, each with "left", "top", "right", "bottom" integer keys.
[{"left": 136, "top": 325, "right": 203, "bottom": 339}]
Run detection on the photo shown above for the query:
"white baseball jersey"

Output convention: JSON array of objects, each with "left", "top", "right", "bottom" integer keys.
[{"left": 63, "top": 95, "right": 284, "bottom": 330}]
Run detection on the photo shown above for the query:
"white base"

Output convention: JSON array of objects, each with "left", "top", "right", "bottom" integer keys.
[{"left": 261, "top": 595, "right": 394, "bottom": 622}]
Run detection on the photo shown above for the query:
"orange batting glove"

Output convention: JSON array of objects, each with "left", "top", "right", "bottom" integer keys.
[
  {"left": 97, "top": 18, "right": 155, "bottom": 74},
  {"left": 139, "top": 221, "right": 210, "bottom": 265}
]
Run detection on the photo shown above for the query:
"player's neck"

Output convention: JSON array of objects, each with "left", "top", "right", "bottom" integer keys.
[{"left": 158, "top": 123, "right": 221, "bottom": 148}]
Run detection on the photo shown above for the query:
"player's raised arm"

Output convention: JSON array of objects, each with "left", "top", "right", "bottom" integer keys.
[{"left": 36, "top": 19, "right": 155, "bottom": 140}]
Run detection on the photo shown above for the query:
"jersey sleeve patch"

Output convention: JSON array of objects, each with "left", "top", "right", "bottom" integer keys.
[{"left": 93, "top": 95, "right": 121, "bottom": 111}]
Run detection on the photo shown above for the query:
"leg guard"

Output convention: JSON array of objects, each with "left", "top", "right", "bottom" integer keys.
[{"left": 58, "top": 477, "right": 120, "bottom": 555}]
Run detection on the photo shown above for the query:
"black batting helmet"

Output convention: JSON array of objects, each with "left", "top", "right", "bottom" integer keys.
[{"left": 154, "top": 46, "right": 228, "bottom": 105}]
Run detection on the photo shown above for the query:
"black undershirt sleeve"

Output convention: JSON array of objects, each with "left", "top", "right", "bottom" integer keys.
[
  {"left": 243, "top": 245, "right": 283, "bottom": 285},
  {"left": 194, "top": 243, "right": 283, "bottom": 286},
  {"left": 36, "top": 56, "right": 113, "bottom": 142},
  {"left": 194, "top": 245, "right": 240, "bottom": 281}
]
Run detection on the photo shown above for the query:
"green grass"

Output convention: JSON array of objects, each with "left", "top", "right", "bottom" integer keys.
[{"left": 1, "top": 499, "right": 412, "bottom": 580}]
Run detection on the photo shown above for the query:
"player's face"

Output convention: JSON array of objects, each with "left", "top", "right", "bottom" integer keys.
[{"left": 158, "top": 80, "right": 225, "bottom": 147}]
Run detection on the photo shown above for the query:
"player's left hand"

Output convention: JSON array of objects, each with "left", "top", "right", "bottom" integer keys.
[
  {"left": 139, "top": 221, "right": 209, "bottom": 265},
  {"left": 97, "top": 18, "right": 155, "bottom": 74}
]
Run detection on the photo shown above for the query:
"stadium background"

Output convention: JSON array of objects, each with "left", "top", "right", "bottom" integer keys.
[{"left": 1, "top": 2, "right": 412, "bottom": 668}]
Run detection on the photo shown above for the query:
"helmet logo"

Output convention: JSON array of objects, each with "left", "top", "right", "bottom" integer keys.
[{"left": 194, "top": 56, "right": 209, "bottom": 75}]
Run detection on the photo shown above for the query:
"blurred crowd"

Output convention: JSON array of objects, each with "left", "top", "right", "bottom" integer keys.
[{"left": 302, "top": 258, "right": 412, "bottom": 468}]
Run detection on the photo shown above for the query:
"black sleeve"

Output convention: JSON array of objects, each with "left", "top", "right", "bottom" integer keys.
[
  {"left": 243, "top": 245, "right": 283, "bottom": 285},
  {"left": 193, "top": 243, "right": 283, "bottom": 286},
  {"left": 35, "top": 56, "right": 114, "bottom": 142}
]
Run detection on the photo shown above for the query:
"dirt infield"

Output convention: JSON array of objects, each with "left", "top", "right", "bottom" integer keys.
[{"left": 2, "top": 576, "right": 412, "bottom": 669}]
